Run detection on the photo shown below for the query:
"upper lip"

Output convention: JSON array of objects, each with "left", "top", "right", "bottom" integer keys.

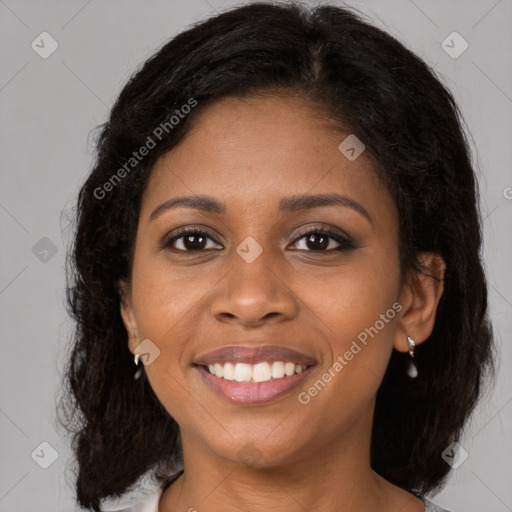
[{"left": 194, "top": 345, "right": 317, "bottom": 366}]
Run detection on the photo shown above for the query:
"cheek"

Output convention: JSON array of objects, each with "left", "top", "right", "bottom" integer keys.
[
  {"left": 291, "top": 288, "right": 398, "bottom": 435},
  {"left": 131, "top": 264, "right": 209, "bottom": 356},
  {"left": 129, "top": 255, "right": 228, "bottom": 416},
  {"left": 129, "top": 263, "right": 202, "bottom": 426},
  {"left": 297, "top": 246, "right": 400, "bottom": 337},
  {"left": 297, "top": 249, "right": 400, "bottom": 394},
  {"left": 126, "top": 259, "right": 186, "bottom": 394}
]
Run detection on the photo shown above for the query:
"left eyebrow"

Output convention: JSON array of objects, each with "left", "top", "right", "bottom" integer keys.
[{"left": 278, "top": 193, "right": 372, "bottom": 224}]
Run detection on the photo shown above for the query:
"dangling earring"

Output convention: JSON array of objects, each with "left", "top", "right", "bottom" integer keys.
[
  {"left": 406, "top": 336, "right": 418, "bottom": 379},
  {"left": 134, "top": 353, "right": 143, "bottom": 380}
]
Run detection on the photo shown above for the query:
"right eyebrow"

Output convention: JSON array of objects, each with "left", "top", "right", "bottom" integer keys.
[{"left": 150, "top": 195, "right": 226, "bottom": 221}]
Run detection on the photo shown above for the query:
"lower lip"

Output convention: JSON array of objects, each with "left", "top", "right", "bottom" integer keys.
[{"left": 195, "top": 365, "right": 315, "bottom": 405}]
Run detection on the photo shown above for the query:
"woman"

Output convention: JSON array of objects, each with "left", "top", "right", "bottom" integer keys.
[{"left": 60, "top": 3, "right": 494, "bottom": 511}]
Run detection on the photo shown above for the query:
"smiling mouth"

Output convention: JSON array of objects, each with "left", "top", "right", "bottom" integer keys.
[
  {"left": 192, "top": 344, "right": 317, "bottom": 404},
  {"left": 198, "top": 360, "right": 312, "bottom": 383},
  {"left": 194, "top": 362, "right": 316, "bottom": 405}
]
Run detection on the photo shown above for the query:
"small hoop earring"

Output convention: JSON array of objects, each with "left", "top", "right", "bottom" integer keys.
[
  {"left": 406, "top": 336, "right": 418, "bottom": 379},
  {"left": 133, "top": 353, "right": 143, "bottom": 380}
]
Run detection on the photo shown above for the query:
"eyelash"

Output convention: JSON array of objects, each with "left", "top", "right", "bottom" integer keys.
[{"left": 161, "top": 226, "right": 356, "bottom": 254}]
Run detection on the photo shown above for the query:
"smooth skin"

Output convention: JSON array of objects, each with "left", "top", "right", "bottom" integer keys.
[{"left": 119, "top": 94, "right": 445, "bottom": 512}]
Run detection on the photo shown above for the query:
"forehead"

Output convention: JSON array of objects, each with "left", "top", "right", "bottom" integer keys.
[{"left": 141, "top": 95, "right": 393, "bottom": 220}]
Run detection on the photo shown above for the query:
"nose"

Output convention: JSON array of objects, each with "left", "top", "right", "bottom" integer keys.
[{"left": 210, "top": 251, "right": 299, "bottom": 328}]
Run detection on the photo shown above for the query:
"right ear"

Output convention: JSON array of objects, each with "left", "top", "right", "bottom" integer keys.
[{"left": 116, "top": 279, "right": 140, "bottom": 355}]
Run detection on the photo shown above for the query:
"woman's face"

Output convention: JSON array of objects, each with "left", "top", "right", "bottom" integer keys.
[{"left": 120, "top": 94, "right": 406, "bottom": 466}]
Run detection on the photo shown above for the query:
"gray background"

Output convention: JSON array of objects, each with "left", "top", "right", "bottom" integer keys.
[{"left": 1, "top": 0, "right": 511, "bottom": 510}]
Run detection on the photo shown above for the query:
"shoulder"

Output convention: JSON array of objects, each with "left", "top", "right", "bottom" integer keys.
[
  {"left": 99, "top": 466, "right": 183, "bottom": 512},
  {"left": 410, "top": 489, "right": 451, "bottom": 512},
  {"left": 421, "top": 496, "right": 452, "bottom": 512},
  {"left": 99, "top": 484, "right": 163, "bottom": 512}
]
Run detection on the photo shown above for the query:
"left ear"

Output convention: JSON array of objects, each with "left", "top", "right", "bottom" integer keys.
[{"left": 394, "top": 252, "right": 446, "bottom": 352}]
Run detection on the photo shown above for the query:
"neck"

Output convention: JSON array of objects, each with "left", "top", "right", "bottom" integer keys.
[{"left": 158, "top": 405, "right": 424, "bottom": 512}]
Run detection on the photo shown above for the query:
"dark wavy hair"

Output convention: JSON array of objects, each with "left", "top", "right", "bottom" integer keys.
[{"left": 58, "top": 2, "right": 495, "bottom": 510}]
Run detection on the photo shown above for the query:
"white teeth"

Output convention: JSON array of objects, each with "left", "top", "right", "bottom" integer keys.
[
  {"left": 205, "top": 361, "right": 308, "bottom": 382},
  {"left": 252, "top": 362, "right": 271, "bottom": 383},
  {"left": 234, "top": 363, "right": 252, "bottom": 382},
  {"left": 271, "top": 361, "right": 285, "bottom": 379},
  {"left": 284, "top": 362, "right": 295, "bottom": 376},
  {"left": 214, "top": 363, "right": 224, "bottom": 378},
  {"left": 222, "top": 362, "right": 235, "bottom": 380}
]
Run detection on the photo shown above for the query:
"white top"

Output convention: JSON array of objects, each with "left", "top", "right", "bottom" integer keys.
[
  {"left": 99, "top": 465, "right": 183, "bottom": 512},
  {"left": 99, "top": 466, "right": 450, "bottom": 512}
]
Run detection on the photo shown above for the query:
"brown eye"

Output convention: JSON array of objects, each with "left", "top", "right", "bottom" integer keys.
[
  {"left": 163, "top": 229, "right": 222, "bottom": 252},
  {"left": 289, "top": 228, "right": 356, "bottom": 252}
]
